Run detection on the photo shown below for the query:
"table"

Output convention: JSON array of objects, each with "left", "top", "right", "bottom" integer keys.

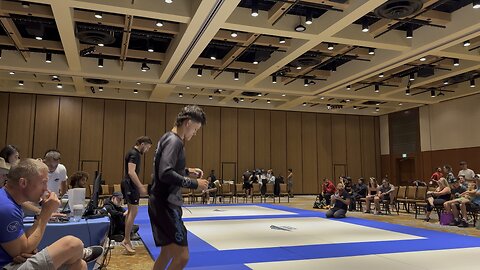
[{"left": 24, "top": 217, "right": 110, "bottom": 269}]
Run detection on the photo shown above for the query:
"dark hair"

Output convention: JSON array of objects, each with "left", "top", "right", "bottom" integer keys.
[
  {"left": 69, "top": 171, "right": 89, "bottom": 188},
  {"left": 0, "top": 145, "right": 19, "bottom": 163},
  {"left": 288, "top": 168, "right": 293, "bottom": 172},
  {"left": 460, "top": 161, "right": 467, "bottom": 165},
  {"left": 135, "top": 136, "right": 153, "bottom": 145},
  {"left": 444, "top": 164, "right": 452, "bottom": 171},
  {"left": 175, "top": 105, "right": 207, "bottom": 127}
]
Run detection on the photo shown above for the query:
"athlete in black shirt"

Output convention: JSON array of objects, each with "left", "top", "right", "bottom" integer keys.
[
  {"left": 149, "top": 105, "right": 208, "bottom": 270},
  {"left": 121, "top": 136, "right": 152, "bottom": 254}
]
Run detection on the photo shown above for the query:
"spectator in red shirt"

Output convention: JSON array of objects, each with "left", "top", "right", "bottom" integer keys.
[
  {"left": 429, "top": 167, "right": 443, "bottom": 185},
  {"left": 322, "top": 178, "right": 336, "bottom": 206}
]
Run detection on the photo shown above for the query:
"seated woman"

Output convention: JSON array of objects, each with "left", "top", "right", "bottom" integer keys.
[
  {"left": 364, "top": 177, "right": 379, "bottom": 214},
  {"left": 444, "top": 180, "right": 480, "bottom": 227},
  {"left": 424, "top": 177, "right": 451, "bottom": 222},
  {"left": 326, "top": 183, "right": 351, "bottom": 219},
  {"left": 69, "top": 171, "right": 89, "bottom": 189}
]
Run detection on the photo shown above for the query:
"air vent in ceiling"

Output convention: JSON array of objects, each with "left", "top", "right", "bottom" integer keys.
[
  {"left": 85, "top": 78, "right": 109, "bottom": 85},
  {"left": 374, "top": 0, "right": 423, "bottom": 19},
  {"left": 291, "top": 56, "right": 322, "bottom": 68},
  {"left": 241, "top": 91, "right": 261, "bottom": 97},
  {"left": 77, "top": 30, "right": 115, "bottom": 46}
]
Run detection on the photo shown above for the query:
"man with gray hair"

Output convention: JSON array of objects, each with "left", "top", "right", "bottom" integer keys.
[
  {"left": 0, "top": 159, "right": 103, "bottom": 269},
  {"left": 43, "top": 149, "right": 68, "bottom": 196}
]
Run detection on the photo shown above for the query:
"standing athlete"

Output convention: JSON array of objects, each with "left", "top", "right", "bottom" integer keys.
[
  {"left": 121, "top": 136, "right": 152, "bottom": 254},
  {"left": 149, "top": 105, "right": 208, "bottom": 270}
]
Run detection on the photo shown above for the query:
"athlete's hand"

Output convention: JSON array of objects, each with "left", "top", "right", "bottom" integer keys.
[{"left": 197, "top": 179, "right": 208, "bottom": 191}]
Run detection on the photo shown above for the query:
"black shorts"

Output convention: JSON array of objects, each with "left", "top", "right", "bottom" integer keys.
[
  {"left": 148, "top": 195, "right": 188, "bottom": 247},
  {"left": 121, "top": 178, "right": 140, "bottom": 205}
]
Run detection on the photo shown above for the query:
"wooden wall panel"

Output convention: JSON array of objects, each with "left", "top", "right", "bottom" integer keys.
[
  {"left": 221, "top": 108, "right": 237, "bottom": 180},
  {"left": 185, "top": 123, "right": 203, "bottom": 169},
  {"left": 33, "top": 96, "right": 59, "bottom": 158},
  {"left": 202, "top": 107, "right": 220, "bottom": 177},
  {"left": 270, "top": 111, "right": 286, "bottom": 178},
  {"left": 145, "top": 102, "right": 166, "bottom": 185},
  {"left": 254, "top": 110, "right": 270, "bottom": 170},
  {"left": 346, "top": 115, "right": 362, "bottom": 180},
  {"left": 124, "top": 101, "right": 146, "bottom": 181},
  {"left": 237, "top": 109, "right": 254, "bottom": 182},
  {"left": 102, "top": 100, "right": 126, "bottom": 185},
  {"left": 361, "top": 116, "right": 377, "bottom": 179},
  {"left": 287, "top": 112, "right": 303, "bottom": 193},
  {"left": 317, "top": 114, "right": 332, "bottom": 193},
  {"left": 57, "top": 97, "right": 82, "bottom": 173},
  {"left": 0, "top": 93, "right": 9, "bottom": 146},
  {"left": 302, "top": 113, "right": 317, "bottom": 194},
  {"left": 79, "top": 98, "right": 104, "bottom": 180},
  {"left": 374, "top": 117, "right": 382, "bottom": 179},
  {"left": 7, "top": 93, "right": 35, "bottom": 157},
  {"left": 331, "top": 114, "right": 347, "bottom": 166}
]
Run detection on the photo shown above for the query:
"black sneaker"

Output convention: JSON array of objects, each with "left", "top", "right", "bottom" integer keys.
[
  {"left": 457, "top": 220, "right": 469, "bottom": 228},
  {"left": 449, "top": 220, "right": 460, "bottom": 226},
  {"left": 83, "top": 246, "right": 104, "bottom": 263}
]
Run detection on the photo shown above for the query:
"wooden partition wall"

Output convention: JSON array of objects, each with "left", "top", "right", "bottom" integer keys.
[{"left": 0, "top": 92, "right": 381, "bottom": 194}]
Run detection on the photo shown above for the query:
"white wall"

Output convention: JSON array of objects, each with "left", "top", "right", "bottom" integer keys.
[{"left": 420, "top": 93, "right": 480, "bottom": 151}]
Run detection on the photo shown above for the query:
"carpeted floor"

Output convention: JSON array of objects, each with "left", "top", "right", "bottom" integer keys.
[{"left": 104, "top": 196, "right": 480, "bottom": 270}]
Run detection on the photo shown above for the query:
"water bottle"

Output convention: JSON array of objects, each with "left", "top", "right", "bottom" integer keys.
[{"left": 72, "top": 204, "right": 84, "bottom": 222}]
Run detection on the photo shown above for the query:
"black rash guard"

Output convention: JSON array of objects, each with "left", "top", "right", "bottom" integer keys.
[{"left": 151, "top": 131, "right": 198, "bottom": 206}]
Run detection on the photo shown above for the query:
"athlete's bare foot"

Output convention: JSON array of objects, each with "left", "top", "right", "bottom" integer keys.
[{"left": 121, "top": 241, "right": 136, "bottom": 254}]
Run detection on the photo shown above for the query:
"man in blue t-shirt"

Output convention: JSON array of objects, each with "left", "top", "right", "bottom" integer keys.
[{"left": 0, "top": 159, "right": 103, "bottom": 270}]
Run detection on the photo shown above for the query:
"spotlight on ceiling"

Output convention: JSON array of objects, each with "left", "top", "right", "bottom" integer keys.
[
  {"left": 405, "top": 89, "right": 411, "bottom": 96},
  {"left": 430, "top": 89, "right": 436, "bottom": 97},
  {"left": 18, "top": 80, "right": 24, "bottom": 86},
  {"left": 251, "top": 6, "right": 259, "bottom": 17},
  {"left": 240, "top": 98, "right": 244, "bottom": 102},
  {"left": 94, "top": 12, "right": 102, "bottom": 19},
  {"left": 473, "top": 0, "right": 480, "bottom": 9},
  {"left": 406, "top": 28, "right": 413, "bottom": 39},
  {"left": 368, "top": 48, "right": 375, "bottom": 55},
  {"left": 305, "top": 13, "right": 313, "bottom": 25},
  {"left": 346, "top": 85, "right": 351, "bottom": 90},
  {"left": 443, "top": 80, "right": 449, "bottom": 85},
  {"left": 35, "top": 35, "right": 43, "bottom": 41},
  {"left": 464, "top": 40, "right": 471, "bottom": 47},
  {"left": 267, "top": 100, "right": 271, "bottom": 104},
  {"left": 9, "top": 71, "right": 15, "bottom": 75},
  {"left": 134, "top": 89, "right": 139, "bottom": 94},
  {"left": 379, "top": 73, "right": 384, "bottom": 78},
  {"left": 234, "top": 72, "right": 239, "bottom": 81},
  {"left": 362, "top": 21, "right": 369, "bottom": 32},
  {"left": 327, "top": 43, "right": 334, "bottom": 50},
  {"left": 374, "top": 84, "right": 380, "bottom": 93},
  {"left": 45, "top": 52, "right": 52, "bottom": 63},
  {"left": 419, "top": 57, "right": 426, "bottom": 61},
  {"left": 272, "top": 75, "right": 277, "bottom": 84},
  {"left": 231, "top": 31, "right": 238, "bottom": 38},
  {"left": 453, "top": 58, "right": 460, "bottom": 66},
  {"left": 197, "top": 68, "right": 202, "bottom": 77},
  {"left": 156, "top": 20, "right": 164, "bottom": 27},
  {"left": 295, "top": 24, "right": 306, "bottom": 32},
  {"left": 141, "top": 62, "right": 150, "bottom": 72},
  {"left": 279, "top": 37, "right": 286, "bottom": 44},
  {"left": 470, "top": 79, "right": 476, "bottom": 88},
  {"left": 302, "top": 102, "right": 307, "bottom": 106},
  {"left": 409, "top": 73, "right": 415, "bottom": 81},
  {"left": 56, "top": 83, "right": 63, "bottom": 89},
  {"left": 209, "top": 95, "right": 213, "bottom": 100},
  {"left": 304, "top": 78, "right": 309, "bottom": 87},
  {"left": 98, "top": 58, "right": 104, "bottom": 68},
  {"left": 178, "top": 93, "right": 183, "bottom": 98},
  {"left": 99, "top": 86, "right": 103, "bottom": 92},
  {"left": 165, "top": 0, "right": 173, "bottom": 3}
]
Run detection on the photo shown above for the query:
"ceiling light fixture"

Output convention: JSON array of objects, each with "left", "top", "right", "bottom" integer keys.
[
  {"left": 98, "top": 58, "right": 104, "bottom": 68},
  {"left": 35, "top": 35, "right": 42, "bottom": 41},
  {"left": 209, "top": 95, "right": 213, "bottom": 100},
  {"left": 305, "top": 13, "right": 313, "bottom": 25},
  {"left": 156, "top": 20, "right": 164, "bottom": 27},
  {"left": 257, "top": 93, "right": 262, "bottom": 97},
  {"left": 374, "top": 84, "right": 380, "bottom": 93},
  {"left": 251, "top": 6, "right": 259, "bottom": 17},
  {"left": 134, "top": 89, "right": 138, "bottom": 94},
  {"left": 406, "top": 28, "right": 413, "bottom": 39},
  {"left": 279, "top": 37, "right": 286, "bottom": 44},
  {"left": 18, "top": 80, "right": 24, "bottom": 86},
  {"left": 45, "top": 52, "right": 52, "bottom": 63},
  {"left": 272, "top": 75, "right": 277, "bottom": 84},
  {"left": 331, "top": 66, "right": 336, "bottom": 72},
  {"left": 409, "top": 73, "right": 415, "bottom": 81},
  {"left": 346, "top": 85, "right": 351, "bottom": 90},
  {"left": 178, "top": 93, "right": 183, "bottom": 98},
  {"left": 98, "top": 43, "right": 104, "bottom": 47},
  {"left": 141, "top": 62, "right": 150, "bottom": 72},
  {"left": 443, "top": 80, "right": 449, "bottom": 85},
  {"left": 419, "top": 57, "right": 426, "bottom": 61},
  {"left": 234, "top": 72, "right": 239, "bottom": 80},
  {"left": 99, "top": 86, "right": 103, "bottom": 92},
  {"left": 375, "top": 107, "right": 380, "bottom": 112},
  {"left": 94, "top": 12, "right": 102, "bottom": 19},
  {"left": 267, "top": 100, "right": 271, "bottom": 104},
  {"left": 474, "top": 0, "right": 480, "bottom": 9},
  {"left": 379, "top": 73, "right": 384, "bottom": 78},
  {"left": 165, "top": 0, "right": 173, "bottom": 3},
  {"left": 304, "top": 78, "right": 309, "bottom": 86},
  {"left": 253, "top": 60, "right": 259, "bottom": 65},
  {"left": 398, "top": 103, "right": 403, "bottom": 106},
  {"left": 470, "top": 79, "right": 476, "bottom": 88},
  {"left": 282, "top": 94, "right": 286, "bottom": 97},
  {"left": 405, "top": 89, "right": 410, "bottom": 96},
  {"left": 57, "top": 83, "right": 63, "bottom": 89},
  {"left": 230, "top": 31, "right": 238, "bottom": 38},
  {"left": 296, "top": 66, "right": 302, "bottom": 70},
  {"left": 136, "top": 82, "right": 141, "bottom": 85},
  {"left": 240, "top": 98, "right": 244, "bottom": 102},
  {"left": 368, "top": 48, "right": 375, "bottom": 55},
  {"left": 197, "top": 68, "right": 202, "bottom": 77},
  {"left": 353, "top": 106, "right": 357, "bottom": 110},
  {"left": 327, "top": 43, "right": 334, "bottom": 50},
  {"left": 464, "top": 40, "right": 471, "bottom": 47},
  {"left": 9, "top": 71, "right": 15, "bottom": 75},
  {"left": 430, "top": 89, "right": 436, "bottom": 97},
  {"left": 21, "top": 2, "right": 30, "bottom": 8},
  {"left": 327, "top": 104, "right": 332, "bottom": 110},
  {"left": 362, "top": 20, "right": 369, "bottom": 32},
  {"left": 302, "top": 102, "right": 307, "bottom": 106},
  {"left": 453, "top": 58, "right": 460, "bottom": 66}
]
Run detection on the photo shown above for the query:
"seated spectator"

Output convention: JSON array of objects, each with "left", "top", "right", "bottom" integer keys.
[
  {"left": 351, "top": 178, "right": 367, "bottom": 211},
  {"left": 202, "top": 177, "right": 218, "bottom": 204},
  {"left": 457, "top": 175, "right": 468, "bottom": 189},
  {"left": 69, "top": 171, "right": 89, "bottom": 189},
  {"left": 242, "top": 170, "right": 253, "bottom": 195},
  {"left": 0, "top": 157, "right": 10, "bottom": 188},
  {"left": 103, "top": 192, "right": 139, "bottom": 239},
  {"left": 321, "top": 178, "right": 336, "bottom": 207},
  {"left": 366, "top": 178, "right": 394, "bottom": 215},
  {"left": 0, "top": 159, "right": 103, "bottom": 270},
  {"left": 429, "top": 167, "right": 443, "bottom": 186},
  {"left": 0, "top": 145, "right": 20, "bottom": 166},
  {"left": 444, "top": 178, "right": 480, "bottom": 227},
  {"left": 266, "top": 169, "right": 275, "bottom": 184},
  {"left": 326, "top": 183, "right": 351, "bottom": 219},
  {"left": 443, "top": 164, "right": 456, "bottom": 184},
  {"left": 424, "top": 177, "right": 451, "bottom": 222},
  {"left": 450, "top": 179, "right": 468, "bottom": 199},
  {"left": 458, "top": 161, "right": 475, "bottom": 180},
  {"left": 364, "top": 177, "right": 379, "bottom": 214}
]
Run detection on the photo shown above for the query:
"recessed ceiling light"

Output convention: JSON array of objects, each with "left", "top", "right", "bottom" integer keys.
[
  {"left": 240, "top": 98, "right": 244, "bottom": 102},
  {"left": 375, "top": 107, "right": 380, "bottom": 112},
  {"left": 304, "top": 79, "right": 309, "bottom": 87},
  {"left": 210, "top": 55, "right": 216, "bottom": 60},
  {"left": 302, "top": 102, "right": 307, "bottom": 106},
  {"left": 320, "top": 96, "right": 325, "bottom": 100},
  {"left": 327, "top": 43, "right": 334, "bottom": 50},
  {"left": 257, "top": 93, "right": 262, "bottom": 97},
  {"left": 178, "top": 93, "right": 183, "bottom": 98},
  {"left": 272, "top": 75, "right": 277, "bottom": 84},
  {"left": 94, "top": 12, "right": 102, "bottom": 19},
  {"left": 197, "top": 68, "right": 202, "bottom": 77},
  {"left": 209, "top": 95, "right": 213, "bottom": 100},
  {"left": 398, "top": 103, "right": 403, "bottom": 106},
  {"left": 18, "top": 80, "right": 24, "bottom": 86},
  {"left": 353, "top": 106, "right": 357, "bottom": 110},
  {"left": 56, "top": 83, "right": 63, "bottom": 89},
  {"left": 52, "top": 75, "right": 58, "bottom": 79},
  {"left": 253, "top": 60, "right": 259, "bottom": 65},
  {"left": 98, "top": 43, "right": 104, "bottom": 47},
  {"left": 470, "top": 79, "right": 476, "bottom": 88},
  {"left": 35, "top": 36, "right": 43, "bottom": 41},
  {"left": 443, "top": 80, "right": 449, "bottom": 85},
  {"left": 234, "top": 72, "right": 239, "bottom": 80},
  {"left": 346, "top": 99, "right": 351, "bottom": 102},
  {"left": 165, "top": 0, "right": 173, "bottom": 3},
  {"left": 9, "top": 71, "right": 15, "bottom": 75},
  {"left": 405, "top": 89, "right": 411, "bottom": 95},
  {"left": 136, "top": 82, "right": 141, "bottom": 85},
  {"left": 267, "top": 100, "right": 271, "bottom": 104},
  {"left": 134, "top": 89, "right": 138, "bottom": 94},
  {"left": 98, "top": 58, "right": 104, "bottom": 68},
  {"left": 156, "top": 20, "right": 164, "bottom": 27},
  {"left": 281, "top": 94, "right": 286, "bottom": 97},
  {"left": 148, "top": 47, "right": 154, "bottom": 53},
  {"left": 296, "top": 66, "right": 302, "bottom": 70},
  {"left": 409, "top": 73, "right": 415, "bottom": 81},
  {"left": 374, "top": 84, "right": 380, "bottom": 93},
  {"left": 346, "top": 85, "right": 351, "bottom": 90},
  {"left": 419, "top": 57, "right": 426, "bottom": 61},
  {"left": 231, "top": 31, "right": 238, "bottom": 38}
]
